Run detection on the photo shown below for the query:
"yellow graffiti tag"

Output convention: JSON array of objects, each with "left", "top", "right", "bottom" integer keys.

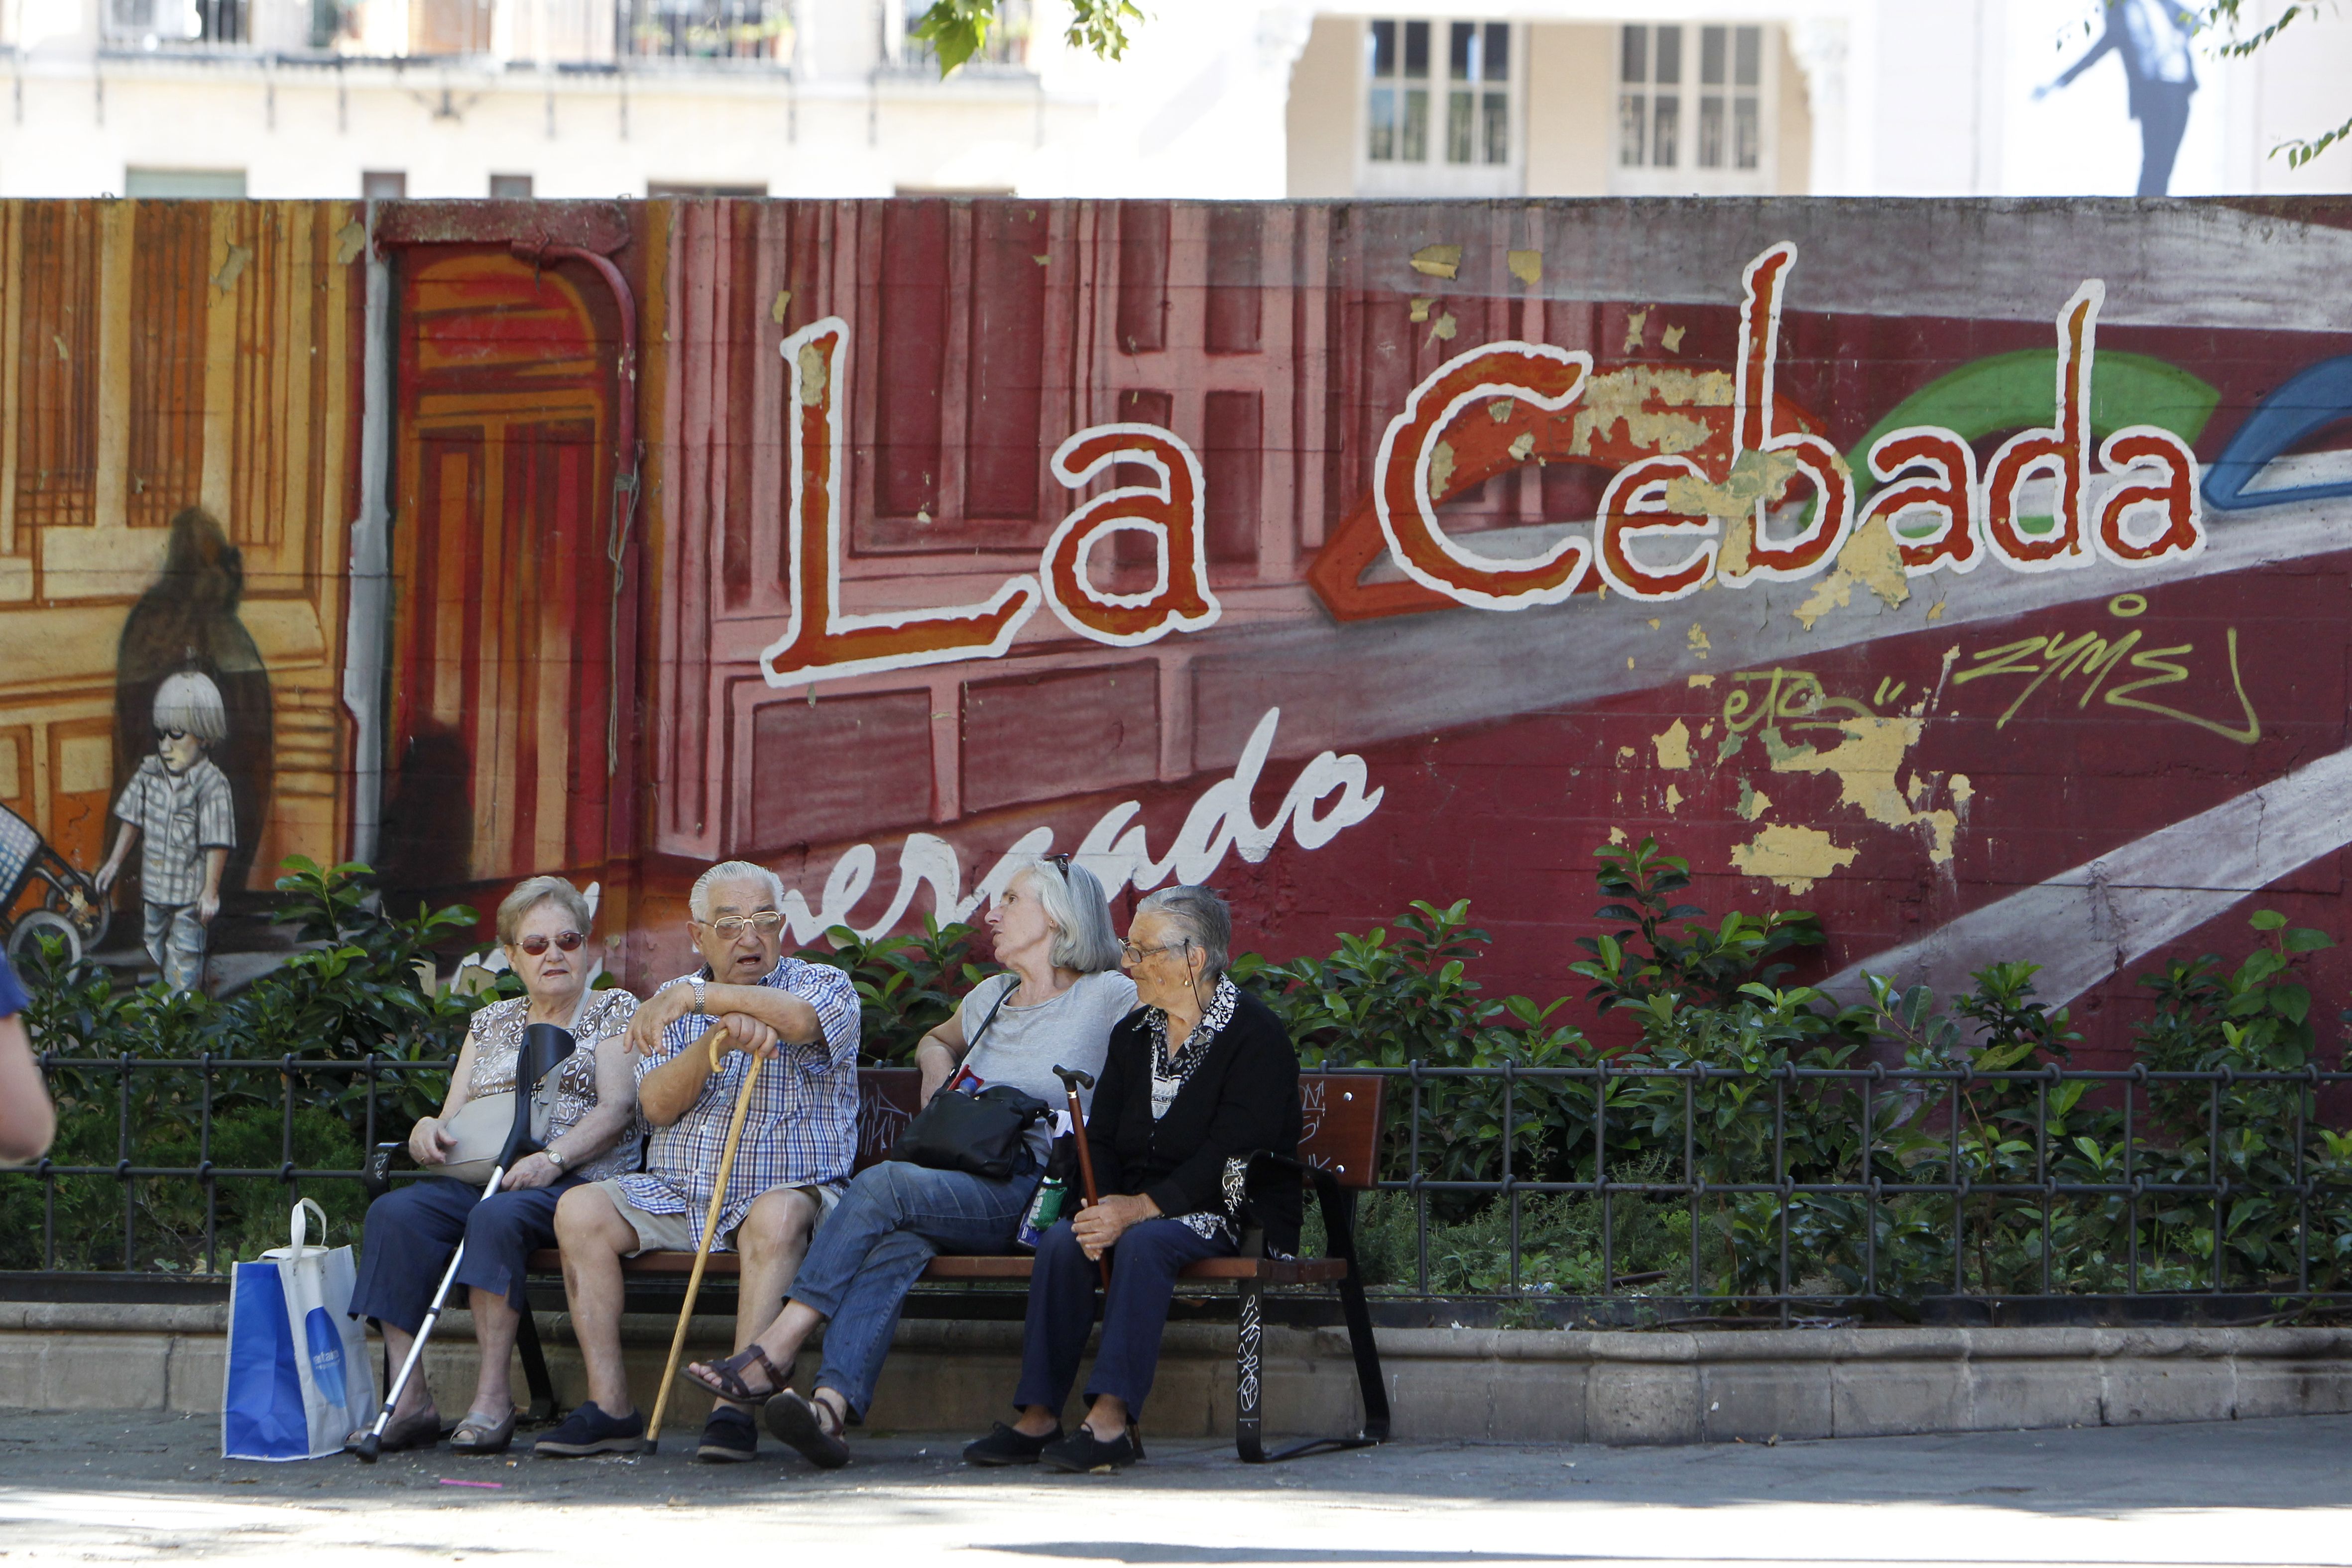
[
  {"left": 1951, "top": 596, "right": 2259, "bottom": 745},
  {"left": 1720, "top": 666, "right": 1877, "bottom": 744}
]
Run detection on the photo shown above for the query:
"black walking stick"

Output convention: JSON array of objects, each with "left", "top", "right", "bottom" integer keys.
[
  {"left": 1052, "top": 1065, "right": 1109, "bottom": 1287},
  {"left": 352, "top": 1023, "right": 576, "bottom": 1462}
]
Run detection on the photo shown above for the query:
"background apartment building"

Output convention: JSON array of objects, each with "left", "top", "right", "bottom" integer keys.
[{"left": 0, "top": 0, "right": 2343, "bottom": 201}]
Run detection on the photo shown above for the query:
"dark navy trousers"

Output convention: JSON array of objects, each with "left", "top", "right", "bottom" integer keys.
[
  {"left": 348, "top": 1176, "right": 575, "bottom": 1333},
  {"left": 1013, "top": 1215, "right": 1235, "bottom": 1420}
]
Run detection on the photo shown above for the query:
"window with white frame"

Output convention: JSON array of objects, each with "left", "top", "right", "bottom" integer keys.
[
  {"left": 1614, "top": 23, "right": 1775, "bottom": 194},
  {"left": 1362, "top": 18, "right": 1520, "bottom": 196}
]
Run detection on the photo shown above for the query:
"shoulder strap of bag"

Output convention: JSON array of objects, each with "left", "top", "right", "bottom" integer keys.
[{"left": 964, "top": 978, "right": 1016, "bottom": 1058}]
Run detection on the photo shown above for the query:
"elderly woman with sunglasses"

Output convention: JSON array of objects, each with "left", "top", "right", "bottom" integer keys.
[
  {"left": 346, "top": 876, "right": 640, "bottom": 1456},
  {"left": 964, "top": 884, "right": 1298, "bottom": 1473},
  {"left": 675, "top": 855, "right": 1135, "bottom": 1469}
]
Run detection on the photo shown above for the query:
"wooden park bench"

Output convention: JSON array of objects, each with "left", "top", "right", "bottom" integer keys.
[{"left": 484, "top": 1069, "right": 1391, "bottom": 1462}]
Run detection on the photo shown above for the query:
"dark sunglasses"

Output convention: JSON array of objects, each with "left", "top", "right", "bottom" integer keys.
[
  {"left": 1047, "top": 853, "right": 1072, "bottom": 875},
  {"left": 154, "top": 728, "right": 190, "bottom": 742},
  {"left": 515, "top": 930, "right": 586, "bottom": 956}
]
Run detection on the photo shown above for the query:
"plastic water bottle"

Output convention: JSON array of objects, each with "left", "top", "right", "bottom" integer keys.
[{"left": 1017, "top": 1177, "right": 1067, "bottom": 1251}]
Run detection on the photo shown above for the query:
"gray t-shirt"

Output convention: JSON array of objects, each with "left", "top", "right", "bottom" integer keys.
[{"left": 954, "top": 969, "right": 1138, "bottom": 1162}]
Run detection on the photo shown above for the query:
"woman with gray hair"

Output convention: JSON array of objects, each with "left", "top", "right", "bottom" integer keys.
[
  {"left": 965, "top": 883, "right": 1300, "bottom": 1473},
  {"left": 346, "top": 876, "right": 641, "bottom": 1456},
  {"left": 677, "top": 855, "right": 1135, "bottom": 1468}
]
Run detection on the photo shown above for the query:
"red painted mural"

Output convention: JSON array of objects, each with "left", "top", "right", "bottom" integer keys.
[{"left": 8, "top": 196, "right": 2352, "bottom": 1060}]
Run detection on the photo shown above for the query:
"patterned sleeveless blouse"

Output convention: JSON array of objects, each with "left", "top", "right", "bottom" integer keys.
[{"left": 463, "top": 988, "right": 642, "bottom": 1183}]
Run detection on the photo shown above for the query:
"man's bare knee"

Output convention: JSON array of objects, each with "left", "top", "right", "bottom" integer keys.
[
  {"left": 554, "top": 1186, "right": 632, "bottom": 1257},
  {"left": 740, "top": 1188, "right": 816, "bottom": 1261}
]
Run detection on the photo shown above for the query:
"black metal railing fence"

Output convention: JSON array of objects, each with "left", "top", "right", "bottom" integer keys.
[{"left": 9, "top": 1053, "right": 2352, "bottom": 1311}]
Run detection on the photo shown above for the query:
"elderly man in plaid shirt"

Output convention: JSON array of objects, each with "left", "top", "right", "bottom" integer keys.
[{"left": 542, "top": 859, "right": 860, "bottom": 1462}]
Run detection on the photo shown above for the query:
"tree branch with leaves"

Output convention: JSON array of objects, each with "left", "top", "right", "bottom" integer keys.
[
  {"left": 2199, "top": 1, "right": 2351, "bottom": 168},
  {"left": 910, "top": 0, "right": 1146, "bottom": 76}
]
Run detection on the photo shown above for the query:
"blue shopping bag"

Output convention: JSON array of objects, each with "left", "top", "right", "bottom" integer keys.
[{"left": 222, "top": 1198, "right": 375, "bottom": 1460}]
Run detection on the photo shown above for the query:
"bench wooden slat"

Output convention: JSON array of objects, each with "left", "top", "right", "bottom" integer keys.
[{"left": 529, "top": 1248, "right": 1349, "bottom": 1286}]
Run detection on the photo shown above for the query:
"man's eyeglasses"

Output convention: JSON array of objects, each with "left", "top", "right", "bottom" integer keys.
[
  {"left": 701, "top": 911, "right": 786, "bottom": 939},
  {"left": 516, "top": 930, "right": 586, "bottom": 956},
  {"left": 154, "top": 728, "right": 190, "bottom": 743}
]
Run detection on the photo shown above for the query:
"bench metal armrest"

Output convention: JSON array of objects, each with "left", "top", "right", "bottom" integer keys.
[{"left": 362, "top": 1141, "right": 412, "bottom": 1202}]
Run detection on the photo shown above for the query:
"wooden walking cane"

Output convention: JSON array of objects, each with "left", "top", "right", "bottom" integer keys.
[
  {"left": 647, "top": 1027, "right": 764, "bottom": 1448},
  {"left": 1052, "top": 1065, "right": 1110, "bottom": 1287}
]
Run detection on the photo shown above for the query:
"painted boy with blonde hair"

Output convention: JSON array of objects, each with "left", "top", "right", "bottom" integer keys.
[{"left": 95, "top": 670, "right": 236, "bottom": 994}]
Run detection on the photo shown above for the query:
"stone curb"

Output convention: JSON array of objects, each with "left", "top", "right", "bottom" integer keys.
[{"left": 9, "top": 1305, "right": 2350, "bottom": 1445}]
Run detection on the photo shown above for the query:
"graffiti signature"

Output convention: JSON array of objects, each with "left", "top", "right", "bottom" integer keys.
[
  {"left": 1951, "top": 594, "right": 2259, "bottom": 744},
  {"left": 1721, "top": 667, "right": 1880, "bottom": 741}
]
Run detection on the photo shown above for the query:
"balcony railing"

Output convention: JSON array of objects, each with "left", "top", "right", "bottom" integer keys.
[
  {"left": 620, "top": 0, "right": 790, "bottom": 64},
  {"left": 96, "top": 0, "right": 797, "bottom": 65}
]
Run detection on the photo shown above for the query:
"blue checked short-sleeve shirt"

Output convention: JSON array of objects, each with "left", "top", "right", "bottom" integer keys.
[{"left": 617, "top": 955, "right": 861, "bottom": 1250}]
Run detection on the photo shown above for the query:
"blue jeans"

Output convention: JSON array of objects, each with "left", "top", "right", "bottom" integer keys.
[
  {"left": 785, "top": 1159, "right": 1035, "bottom": 1419},
  {"left": 1013, "top": 1216, "right": 1236, "bottom": 1420}
]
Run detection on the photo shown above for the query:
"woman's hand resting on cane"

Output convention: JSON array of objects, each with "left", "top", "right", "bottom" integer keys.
[
  {"left": 502, "top": 1151, "right": 563, "bottom": 1190},
  {"left": 1071, "top": 1193, "right": 1160, "bottom": 1261}
]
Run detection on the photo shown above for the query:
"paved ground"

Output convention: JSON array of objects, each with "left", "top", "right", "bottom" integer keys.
[{"left": 2, "top": 1407, "right": 2350, "bottom": 1566}]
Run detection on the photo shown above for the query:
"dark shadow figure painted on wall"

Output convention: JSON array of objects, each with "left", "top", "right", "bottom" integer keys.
[
  {"left": 2038, "top": 0, "right": 2200, "bottom": 196},
  {"left": 375, "top": 724, "right": 474, "bottom": 898},
  {"left": 113, "top": 508, "right": 273, "bottom": 901}
]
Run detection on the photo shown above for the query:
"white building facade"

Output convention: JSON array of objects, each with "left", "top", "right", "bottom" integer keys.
[{"left": 0, "top": 0, "right": 2342, "bottom": 199}]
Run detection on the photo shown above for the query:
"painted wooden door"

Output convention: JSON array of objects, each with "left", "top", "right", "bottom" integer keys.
[{"left": 387, "top": 250, "right": 618, "bottom": 890}]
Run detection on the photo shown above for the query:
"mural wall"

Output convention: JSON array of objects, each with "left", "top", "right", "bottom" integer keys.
[{"left": 5, "top": 195, "right": 2352, "bottom": 1061}]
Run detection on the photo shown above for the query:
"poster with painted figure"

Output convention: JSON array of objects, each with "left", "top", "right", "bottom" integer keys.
[{"left": 5, "top": 195, "right": 2352, "bottom": 1063}]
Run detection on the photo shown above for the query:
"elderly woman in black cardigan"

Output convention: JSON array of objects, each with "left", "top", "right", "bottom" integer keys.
[{"left": 963, "top": 883, "right": 1298, "bottom": 1473}]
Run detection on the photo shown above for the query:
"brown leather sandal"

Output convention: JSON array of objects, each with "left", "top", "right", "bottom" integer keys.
[{"left": 677, "top": 1344, "right": 789, "bottom": 1404}]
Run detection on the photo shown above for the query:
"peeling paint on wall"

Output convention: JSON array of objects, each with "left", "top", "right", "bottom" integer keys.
[
  {"left": 1730, "top": 823, "right": 1857, "bottom": 894},
  {"left": 1767, "top": 715, "right": 1961, "bottom": 864},
  {"left": 1793, "top": 516, "right": 1913, "bottom": 630}
]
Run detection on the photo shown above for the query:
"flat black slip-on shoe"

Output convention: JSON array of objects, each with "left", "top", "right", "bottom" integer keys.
[
  {"left": 1039, "top": 1426, "right": 1142, "bottom": 1474},
  {"left": 696, "top": 1407, "right": 760, "bottom": 1464},
  {"left": 765, "top": 1389, "right": 850, "bottom": 1470},
  {"left": 962, "top": 1421, "right": 1065, "bottom": 1466},
  {"left": 533, "top": 1400, "right": 650, "bottom": 1457}
]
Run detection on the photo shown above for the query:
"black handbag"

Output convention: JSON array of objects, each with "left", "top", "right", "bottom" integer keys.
[{"left": 889, "top": 986, "right": 1050, "bottom": 1179}]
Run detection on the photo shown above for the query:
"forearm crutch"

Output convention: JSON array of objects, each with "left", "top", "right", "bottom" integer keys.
[
  {"left": 647, "top": 1029, "right": 762, "bottom": 1448},
  {"left": 1053, "top": 1065, "right": 1109, "bottom": 1287},
  {"left": 350, "top": 1159, "right": 508, "bottom": 1462}
]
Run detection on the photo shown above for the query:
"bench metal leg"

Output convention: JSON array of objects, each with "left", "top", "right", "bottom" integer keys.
[
  {"left": 514, "top": 1283, "right": 559, "bottom": 1424},
  {"left": 1233, "top": 1176, "right": 1392, "bottom": 1463},
  {"left": 1235, "top": 1277, "right": 1266, "bottom": 1462}
]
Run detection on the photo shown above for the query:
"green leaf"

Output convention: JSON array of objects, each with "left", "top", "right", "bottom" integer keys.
[{"left": 2249, "top": 908, "right": 2288, "bottom": 932}]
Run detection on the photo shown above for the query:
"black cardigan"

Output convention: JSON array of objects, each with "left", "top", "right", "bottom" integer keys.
[{"left": 1084, "top": 987, "right": 1302, "bottom": 1256}]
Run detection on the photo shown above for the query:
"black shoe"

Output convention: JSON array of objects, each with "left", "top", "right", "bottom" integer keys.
[
  {"left": 533, "top": 1401, "right": 649, "bottom": 1457},
  {"left": 695, "top": 1405, "right": 759, "bottom": 1464},
  {"left": 765, "top": 1389, "right": 850, "bottom": 1470},
  {"left": 962, "top": 1420, "right": 1064, "bottom": 1467},
  {"left": 1039, "top": 1425, "right": 1142, "bottom": 1473}
]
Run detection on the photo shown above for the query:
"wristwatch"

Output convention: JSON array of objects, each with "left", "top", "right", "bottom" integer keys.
[
  {"left": 692, "top": 976, "right": 708, "bottom": 1016},
  {"left": 545, "top": 1147, "right": 567, "bottom": 1173}
]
